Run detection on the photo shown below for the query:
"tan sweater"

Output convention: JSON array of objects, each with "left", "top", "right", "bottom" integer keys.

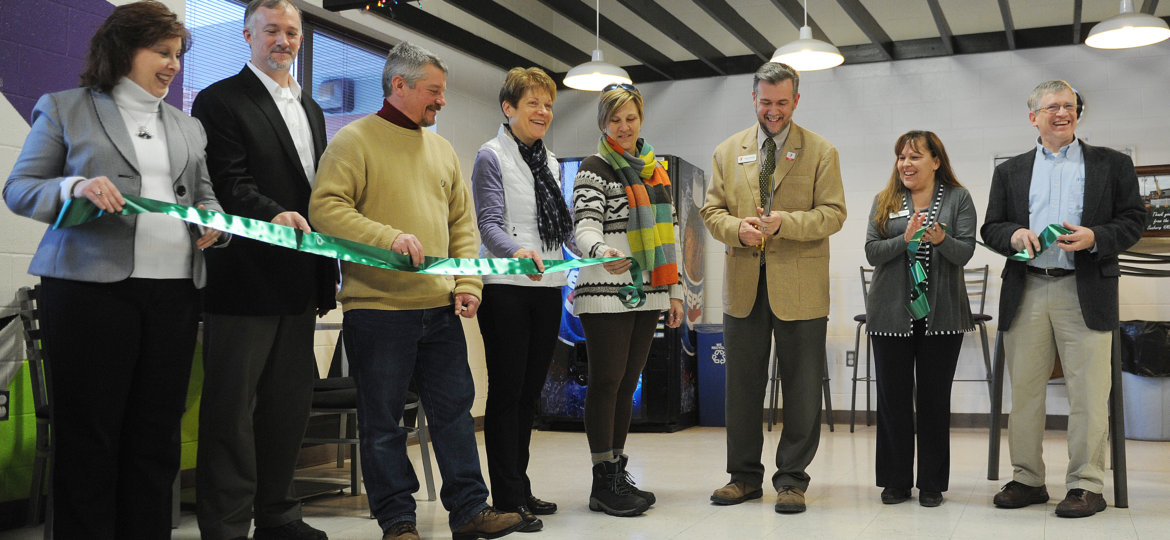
[{"left": 309, "top": 114, "right": 482, "bottom": 311}]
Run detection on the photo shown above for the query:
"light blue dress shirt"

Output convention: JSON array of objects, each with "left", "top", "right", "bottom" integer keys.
[{"left": 1028, "top": 138, "right": 1085, "bottom": 270}]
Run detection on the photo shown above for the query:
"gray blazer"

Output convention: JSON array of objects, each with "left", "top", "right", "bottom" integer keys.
[
  {"left": 864, "top": 184, "right": 977, "bottom": 335},
  {"left": 4, "top": 87, "right": 223, "bottom": 287}
]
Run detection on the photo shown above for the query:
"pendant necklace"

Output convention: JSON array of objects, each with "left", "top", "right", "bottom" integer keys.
[{"left": 129, "top": 109, "right": 158, "bottom": 139}]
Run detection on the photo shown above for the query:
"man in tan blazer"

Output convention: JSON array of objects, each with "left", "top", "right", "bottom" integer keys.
[{"left": 701, "top": 62, "right": 846, "bottom": 514}]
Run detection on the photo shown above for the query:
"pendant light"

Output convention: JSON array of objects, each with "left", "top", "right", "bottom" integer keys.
[
  {"left": 770, "top": 0, "right": 844, "bottom": 71},
  {"left": 564, "top": 0, "right": 632, "bottom": 91},
  {"left": 1085, "top": 0, "right": 1170, "bottom": 49}
]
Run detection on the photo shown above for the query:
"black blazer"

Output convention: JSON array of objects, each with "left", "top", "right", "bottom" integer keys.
[
  {"left": 980, "top": 140, "right": 1145, "bottom": 331},
  {"left": 192, "top": 67, "right": 337, "bottom": 316}
]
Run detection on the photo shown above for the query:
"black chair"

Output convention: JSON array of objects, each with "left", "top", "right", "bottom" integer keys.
[
  {"left": 954, "top": 265, "right": 995, "bottom": 401},
  {"left": 299, "top": 326, "right": 435, "bottom": 501},
  {"left": 767, "top": 348, "right": 834, "bottom": 432},
  {"left": 849, "top": 267, "right": 875, "bottom": 432},
  {"left": 17, "top": 285, "right": 51, "bottom": 533}
]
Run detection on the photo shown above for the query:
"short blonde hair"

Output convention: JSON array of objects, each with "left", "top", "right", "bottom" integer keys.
[
  {"left": 596, "top": 84, "right": 643, "bottom": 132},
  {"left": 499, "top": 67, "right": 556, "bottom": 116}
]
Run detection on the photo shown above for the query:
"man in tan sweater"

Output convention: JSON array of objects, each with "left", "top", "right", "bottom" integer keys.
[{"left": 309, "top": 42, "right": 523, "bottom": 540}]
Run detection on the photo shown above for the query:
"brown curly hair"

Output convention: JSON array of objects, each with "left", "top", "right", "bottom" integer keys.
[{"left": 79, "top": 0, "right": 190, "bottom": 93}]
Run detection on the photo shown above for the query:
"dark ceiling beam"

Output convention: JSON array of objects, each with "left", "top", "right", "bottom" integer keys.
[
  {"left": 534, "top": 0, "right": 681, "bottom": 80},
  {"left": 1141, "top": 0, "right": 1160, "bottom": 14},
  {"left": 997, "top": 0, "right": 1017, "bottom": 49},
  {"left": 836, "top": 0, "right": 893, "bottom": 61},
  {"left": 1073, "top": 0, "right": 1083, "bottom": 44},
  {"left": 567, "top": 17, "right": 1170, "bottom": 85},
  {"left": 320, "top": 0, "right": 551, "bottom": 73},
  {"left": 443, "top": 0, "right": 590, "bottom": 67},
  {"left": 925, "top": 0, "right": 955, "bottom": 55},
  {"left": 616, "top": 0, "right": 726, "bottom": 75},
  {"left": 767, "top": 0, "right": 832, "bottom": 42},
  {"left": 691, "top": 0, "right": 774, "bottom": 61}
]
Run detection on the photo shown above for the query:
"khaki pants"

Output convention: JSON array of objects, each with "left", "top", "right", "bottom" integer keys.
[{"left": 1003, "top": 273, "right": 1111, "bottom": 493}]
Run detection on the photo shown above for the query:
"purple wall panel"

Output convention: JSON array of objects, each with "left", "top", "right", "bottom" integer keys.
[
  {"left": 2, "top": 0, "right": 185, "bottom": 122},
  {"left": 68, "top": 9, "right": 108, "bottom": 60}
]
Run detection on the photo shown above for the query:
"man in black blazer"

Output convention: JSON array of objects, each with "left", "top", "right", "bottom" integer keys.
[
  {"left": 981, "top": 80, "right": 1145, "bottom": 519},
  {"left": 191, "top": 1, "right": 335, "bottom": 539}
]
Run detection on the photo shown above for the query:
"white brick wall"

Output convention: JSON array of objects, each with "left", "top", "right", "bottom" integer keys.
[{"left": 548, "top": 41, "right": 1170, "bottom": 416}]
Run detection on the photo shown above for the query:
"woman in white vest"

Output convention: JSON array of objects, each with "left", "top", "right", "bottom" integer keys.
[{"left": 471, "top": 67, "right": 572, "bottom": 533}]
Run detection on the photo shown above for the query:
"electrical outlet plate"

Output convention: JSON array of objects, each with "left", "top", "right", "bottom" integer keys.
[
  {"left": 0, "top": 390, "right": 9, "bottom": 421},
  {"left": 845, "top": 351, "right": 856, "bottom": 367}
]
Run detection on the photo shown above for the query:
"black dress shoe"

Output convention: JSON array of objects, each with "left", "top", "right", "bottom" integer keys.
[
  {"left": 526, "top": 495, "right": 558, "bottom": 515},
  {"left": 513, "top": 505, "right": 544, "bottom": 532},
  {"left": 919, "top": 491, "right": 944, "bottom": 507},
  {"left": 881, "top": 487, "right": 911, "bottom": 504},
  {"left": 253, "top": 519, "right": 327, "bottom": 540}
]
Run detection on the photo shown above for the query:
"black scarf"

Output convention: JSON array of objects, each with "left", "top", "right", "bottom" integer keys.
[{"left": 508, "top": 125, "right": 572, "bottom": 252}]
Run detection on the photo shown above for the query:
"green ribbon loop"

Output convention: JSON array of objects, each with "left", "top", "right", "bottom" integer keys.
[
  {"left": 618, "top": 259, "right": 647, "bottom": 309},
  {"left": 903, "top": 223, "right": 952, "bottom": 320},
  {"left": 53, "top": 195, "right": 623, "bottom": 278}
]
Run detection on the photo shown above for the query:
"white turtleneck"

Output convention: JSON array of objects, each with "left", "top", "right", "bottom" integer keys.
[{"left": 110, "top": 77, "right": 193, "bottom": 280}]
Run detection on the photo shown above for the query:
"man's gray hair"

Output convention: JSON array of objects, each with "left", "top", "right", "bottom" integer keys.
[
  {"left": 1027, "top": 80, "right": 1076, "bottom": 112},
  {"left": 382, "top": 42, "right": 449, "bottom": 97},
  {"left": 244, "top": 0, "right": 300, "bottom": 31},
  {"left": 753, "top": 62, "right": 800, "bottom": 95}
]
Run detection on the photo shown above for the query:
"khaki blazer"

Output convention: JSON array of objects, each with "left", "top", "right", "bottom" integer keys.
[{"left": 702, "top": 123, "right": 846, "bottom": 320}]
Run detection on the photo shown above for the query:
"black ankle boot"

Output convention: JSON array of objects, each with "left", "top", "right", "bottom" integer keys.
[
  {"left": 589, "top": 460, "right": 650, "bottom": 517},
  {"left": 616, "top": 455, "right": 655, "bottom": 506}
]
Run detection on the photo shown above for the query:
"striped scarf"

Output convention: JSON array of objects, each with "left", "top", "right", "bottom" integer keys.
[{"left": 598, "top": 135, "right": 677, "bottom": 287}]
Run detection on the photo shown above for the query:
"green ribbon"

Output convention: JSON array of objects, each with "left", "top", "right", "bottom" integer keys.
[
  {"left": 904, "top": 223, "right": 952, "bottom": 320},
  {"left": 53, "top": 195, "right": 633, "bottom": 283},
  {"left": 618, "top": 259, "right": 646, "bottom": 309},
  {"left": 976, "top": 224, "right": 1072, "bottom": 261}
]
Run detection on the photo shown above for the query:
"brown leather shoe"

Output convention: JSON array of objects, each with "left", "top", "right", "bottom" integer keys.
[
  {"left": 382, "top": 521, "right": 419, "bottom": 540},
  {"left": 774, "top": 485, "right": 806, "bottom": 514},
  {"left": 710, "top": 480, "right": 763, "bottom": 505},
  {"left": 452, "top": 507, "right": 526, "bottom": 540},
  {"left": 1055, "top": 489, "right": 1107, "bottom": 518},
  {"left": 993, "top": 480, "right": 1049, "bottom": 508}
]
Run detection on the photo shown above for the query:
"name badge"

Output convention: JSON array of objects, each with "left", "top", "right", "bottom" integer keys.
[
  {"left": 785, "top": 151, "right": 797, "bottom": 161},
  {"left": 737, "top": 154, "right": 757, "bottom": 164},
  {"left": 889, "top": 209, "right": 910, "bottom": 219}
]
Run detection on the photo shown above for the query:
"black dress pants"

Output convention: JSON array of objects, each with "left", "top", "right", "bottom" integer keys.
[
  {"left": 477, "top": 284, "right": 562, "bottom": 509},
  {"left": 39, "top": 276, "right": 199, "bottom": 539},
  {"left": 196, "top": 309, "right": 317, "bottom": 538},
  {"left": 871, "top": 322, "right": 964, "bottom": 492}
]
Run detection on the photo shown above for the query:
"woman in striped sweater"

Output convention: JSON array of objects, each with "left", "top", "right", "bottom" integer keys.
[{"left": 572, "top": 83, "right": 684, "bottom": 517}]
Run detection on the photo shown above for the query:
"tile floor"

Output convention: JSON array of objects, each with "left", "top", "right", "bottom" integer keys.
[{"left": 7, "top": 425, "right": 1169, "bottom": 539}]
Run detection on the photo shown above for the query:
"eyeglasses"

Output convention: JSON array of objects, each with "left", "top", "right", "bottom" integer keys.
[
  {"left": 603, "top": 82, "right": 639, "bottom": 94},
  {"left": 1035, "top": 103, "right": 1077, "bottom": 115}
]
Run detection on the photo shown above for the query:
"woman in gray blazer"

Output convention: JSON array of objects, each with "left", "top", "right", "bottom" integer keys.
[
  {"left": 3, "top": 2, "right": 222, "bottom": 537},
  {"left": 864, "top": 130, "right": 976, "bottom": 508}
]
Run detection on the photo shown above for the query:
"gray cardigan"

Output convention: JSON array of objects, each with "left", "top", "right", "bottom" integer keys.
[{"left": 863, "top": 184, "right": 977, "bottom": 335}]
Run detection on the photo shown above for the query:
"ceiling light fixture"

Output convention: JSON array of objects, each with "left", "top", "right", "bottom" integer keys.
[
  {"left": 770, "top": 0, "right": 844, "bottom": 71},
  {"left": 1085, "top": 0, "right": 1170, "bottom": 49},
  {"left": 563, "top": 0, "right": 632, "bottom": 91}
]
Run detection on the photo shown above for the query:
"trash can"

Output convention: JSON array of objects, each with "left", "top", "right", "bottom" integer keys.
[
  {"left": 1119, "top": 321, "right": 1170, "bottom": 441},
  {"left": 696, "top": 324, "right": 726, "bottom": 427}
]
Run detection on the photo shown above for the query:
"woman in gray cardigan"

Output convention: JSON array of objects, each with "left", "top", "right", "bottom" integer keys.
[{"left": 864, "top": 130, "right": 976, "bottom": 508}]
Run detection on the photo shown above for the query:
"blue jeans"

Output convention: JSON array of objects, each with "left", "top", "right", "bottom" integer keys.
[{"left": 343, "top": 307, "right": 489, "bottom": 531}]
